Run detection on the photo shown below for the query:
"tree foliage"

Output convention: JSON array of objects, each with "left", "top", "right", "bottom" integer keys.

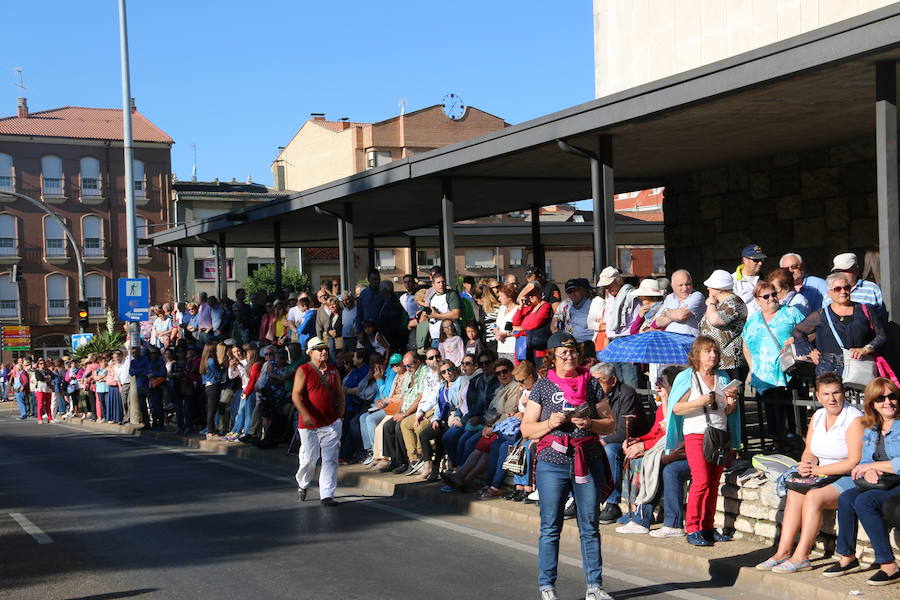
[
  {"left": 244, "top": 265, "right": 310, "bottom": 296},
  {"left": 71, "top": 330, "right": 126, "bottom": 360}
]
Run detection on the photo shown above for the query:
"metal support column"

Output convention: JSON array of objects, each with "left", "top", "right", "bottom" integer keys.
[
  {"left": 441, "top": 178, "right": 455, "bottom": 285},
  {"left": 597, "top": 136, "right": 616, "bottom": 276},
  {"left": 876, "top": 61, "right": 899, "bottom": 320},
  {"left": 337, "top": 217, "right": 347, "bottom": 292},
  {"left": 273, "top": 221, "right": 283, "bottom": 295},
  {"left": 216, "top": 233, "right": 227, "bottom": 300},
  {"left": 344, "top": 215, "right": 354, "bottom": 290},
  {"left": 409, "top": 236, "right": 418, "bottom": 277},
  {"left": 530, "top": 205, "right": 544, "bottom": 273},
  {"left": 368, "top": 235, "right": 376, "bottom": 273}
]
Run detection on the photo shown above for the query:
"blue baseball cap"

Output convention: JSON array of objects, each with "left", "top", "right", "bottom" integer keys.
[{"left": 741, "top": 244, "right": 767, "bottom": 260}]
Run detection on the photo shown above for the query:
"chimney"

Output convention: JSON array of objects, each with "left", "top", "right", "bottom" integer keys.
[
  {"left": 16, "top": 97, "right": 28, "bottom": 118},
  {"left": 340, "top": 117, "right": 351, "bottom": 130},
  {"left": 129, "top": 97, "right": 136, "bottom": 112},
  {"left": 310, "top": 112, "right": 326, "bottom": 121}
]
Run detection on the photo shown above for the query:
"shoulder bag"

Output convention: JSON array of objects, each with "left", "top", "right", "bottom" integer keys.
[
  {"left": 694, "top": 372, "right": 730, "bottom": 466},
  {"left": 824, "top": 307, "right": 876, "bottom": 389},
  {"left": 502, "top": 438, "right": 527, "bottom": 475},
  {"left": 782, "top": 470, "right": 840, "bottom": 494},
  {"left": 760, "top": 312, "right": 797, "bottom": 374},
  {"left": 854, "top": 428, "right": 900, "bottom": 491}
]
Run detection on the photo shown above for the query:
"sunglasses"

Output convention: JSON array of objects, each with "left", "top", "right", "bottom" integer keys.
[
  {"left": 748, "top": 258, "right": 764, "bottom": 263},
  {"left": 515, "top": 378, "right": 526, "bottom": 384},
  {"left": 426, "top": 355, "right": 439, "bottom": 361},
  {"left": 756, "top": 292, "right": 777, "bottom": 301},
  {"left": 876, "top": 392, "right": 898, "bottom": 403},
  {"left": 495, "top": 368, "right": 511, "bottom": 376},
  {"left": 831, "top": 285, "right": 852, "bottom": 293},
  {"left": 440, "top": 368, "right": 455, "bottom": 375},
  {"left": 404, "top": 364, "right": 416, "bottom": 370}
]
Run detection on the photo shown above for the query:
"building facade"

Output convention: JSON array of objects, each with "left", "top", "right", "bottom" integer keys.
[
  {"left": 0, "top": 99, "right": 173, "bottom": 358},
  {"left": 593, "top": 0, "right": 897, "bottom": 97},
  {"left": 171, "top": 179, "right": 297, "bottom": 301}
]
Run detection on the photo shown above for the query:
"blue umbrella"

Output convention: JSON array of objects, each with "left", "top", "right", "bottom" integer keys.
[{"left": 597, "top": 331, "right": 695, "bottom": 364}]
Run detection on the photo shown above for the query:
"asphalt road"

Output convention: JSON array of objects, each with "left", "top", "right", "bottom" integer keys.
[{"left": 0, "top": 413, "right": 760, "bottom": 600}]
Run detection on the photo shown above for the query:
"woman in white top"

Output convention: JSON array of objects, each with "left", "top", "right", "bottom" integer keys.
[
  {"left": 491, "top": 285, "right": 519, "bottom": 361},
  {"left": 756, "top": 372, "right": 863, "bottom": 573}
]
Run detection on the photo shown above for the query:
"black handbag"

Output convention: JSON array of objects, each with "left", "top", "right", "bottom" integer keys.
[
  {"left": 853, "top": 428, "right": 900, "bottom": 491},
  {"left": 694, "top": 373, "right": 730, "bottom": 466},
  {"left": 526, "top": 323, "right": 551, "bottom": 352},
  {"left": 783, "top": 471, "right": 840, "bottom": 494}
]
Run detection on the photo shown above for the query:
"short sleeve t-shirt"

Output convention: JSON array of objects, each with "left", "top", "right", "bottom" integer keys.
[
  {"left": 428, "top": 290, "right": 461, "bottom": 339},
  {"left": 529, "top": 376, "right": 605, "bottom": 465},
  {"left": 297, "top": 362, "right": 340, "bottom": 429},
  {"left": 661, "top": 291, "right": 706, "bottom": 336}
]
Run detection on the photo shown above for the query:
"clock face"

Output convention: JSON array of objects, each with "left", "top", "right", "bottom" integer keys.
[{"left": 442, "top": 93, "right": 466, "bottom": 120}]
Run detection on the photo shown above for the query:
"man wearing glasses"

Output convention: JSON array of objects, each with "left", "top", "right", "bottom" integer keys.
[
  {"left": 733, "top": 244, "right": 767, "bottom": 314},
  {"left": 293, "top": 336, "right": 344, "bottom": 507},
  {"left": 380, "top": 352, "right": 428, "bottom": 473},
  {"left": 401, "top": 349, "right": 443, "bottom": 475},
  {"left": 779, "top": 252, "right": 827, "bottom": 313}
]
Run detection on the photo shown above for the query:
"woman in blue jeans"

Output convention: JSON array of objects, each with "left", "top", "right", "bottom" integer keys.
[
  {"left": 521, "top": 332, "right": 616, "bottom": 600},
  {"left": 827, "top": 377, "right": 900, "bottom": 587}
]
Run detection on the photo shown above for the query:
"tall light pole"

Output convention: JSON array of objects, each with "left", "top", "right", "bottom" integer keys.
[{"left": 118, "top": 0, "right": 140, "bottom": 349}]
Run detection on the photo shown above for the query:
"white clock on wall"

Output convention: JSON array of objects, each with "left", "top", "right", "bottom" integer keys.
[{"left": 442, "top": 93, "right": 466, "bottom": 120}]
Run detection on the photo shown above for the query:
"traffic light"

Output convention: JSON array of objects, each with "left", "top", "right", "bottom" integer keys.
[{"left": 77, "top": 300, "right": 89, "bottom": 332}]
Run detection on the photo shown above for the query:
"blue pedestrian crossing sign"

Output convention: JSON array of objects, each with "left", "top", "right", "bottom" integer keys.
[
  {"left": 72, "top": 333, "right": 94, "bottom": 350},
  {"left": 118, "top": 278, "right": 150, "bottom": 322}
]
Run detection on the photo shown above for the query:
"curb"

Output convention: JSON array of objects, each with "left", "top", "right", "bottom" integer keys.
[{"left": 41, "top": 413, "right": 897, "bottom": 600}]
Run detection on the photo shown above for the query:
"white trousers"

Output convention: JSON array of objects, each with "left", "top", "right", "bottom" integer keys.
[{"left": 295, "top": 419, "right": 342, "bottom": 500}]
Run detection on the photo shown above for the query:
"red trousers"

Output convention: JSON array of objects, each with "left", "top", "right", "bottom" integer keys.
[
  {"left": 35, "top": 391, "right": 53, "bottom": 422},
  {"left": 684, "top": 433, "right": 725, "bottom": 534}
]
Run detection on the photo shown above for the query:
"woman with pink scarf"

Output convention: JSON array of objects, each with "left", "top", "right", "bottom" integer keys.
[{"left": 521, "top": 332, "right": 616, "bottom": 600}]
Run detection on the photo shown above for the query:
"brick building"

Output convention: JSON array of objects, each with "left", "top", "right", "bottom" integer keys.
[{"left": 0, "top": 98, "right": 173, "bottom": 358}]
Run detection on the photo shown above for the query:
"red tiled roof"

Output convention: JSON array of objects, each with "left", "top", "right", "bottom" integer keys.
[
  {"left": 310, "top": 119, "right": 368, "bottom": 133},
  {"left": 304, "top": 247, "right": 339, "bottom": 260},
  {"left": 621, "top": 211, "right": 664, "bottom": 222},
  {"left": 0, "top": 106, "right": 173, "bottom": 143}
]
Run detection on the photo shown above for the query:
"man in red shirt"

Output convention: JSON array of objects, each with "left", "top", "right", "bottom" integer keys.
[{"left": 292, "top": 336, "right": 345, "bottom": 507}]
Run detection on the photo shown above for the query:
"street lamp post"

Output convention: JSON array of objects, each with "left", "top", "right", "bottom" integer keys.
[{"left": 118, "top": 0, "right": 140, "bottom": 349}]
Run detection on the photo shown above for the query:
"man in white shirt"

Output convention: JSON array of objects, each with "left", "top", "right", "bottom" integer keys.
[
  {"left": 286, "top": 293, "right": 304, "bottom": 343},
  {"left": 427, "top": 273, "right": 461, "bottom": 347},
  {"left": 732, "top": 244, "right": 766, "bottom": 315},
  {"left": 653, "top": 270, "right": 706, "bottom": 336},
  {"left": 398, "top": 274, "right": 419, "bottom": 320},
  {"left": 597, "top": 266, "right": 640, "bottom": 389}
]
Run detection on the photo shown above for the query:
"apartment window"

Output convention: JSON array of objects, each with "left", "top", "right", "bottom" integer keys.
[
  {"left": 47, "top": 273, "right": 68, "bottom": 318},
  {"left": 136, "top": 216, "right": 149, "bottom": 257},
  {"left": 0, "top": 214, "right": 16, "bottom": 257},
  {"left": 618, "top": 248, "right": 634, "bottom": 276},
  {"left": 0, "top": 278, "right": 18, "bottom": 318},
  {"left": 194, "top": 258, "right": 234, "bottom": 280},
  {"left": 416, "top": 249, "right": 440, "bottom": 269},
  {"left": 133, "top": 159, "right": 145, "bottom": 197},
  {"left": 80, "top": 157, "right": 101, "bottom": 197},
  {"left": 366, "top": 150, "right": 392, "bottom": 169},
  {"left": 44, "top": 217, "right": 67, "bottom": 257},
  {"left": 465, "top": 249, "right": 494, "bottom": 269},
  {"left": 652, "top": 248, "right": 666, "bottom": 275},
  {"left": 85, "top": 274, "right": 104, "bottom": 315},
  {"left": 508, "top": 247, "right": 525, "bottom": 267},
  {"left": 83, "top": 216, "right": 104, "bottom": 257},
  {"left": 0, "top": 153, "right": 13, "bottom": 192},
  {"left": 41, "top": 155, "right": 64, "bottom": 196},
  {"left": 247, "top": 259, "right": 273, "bottom": 277},
  {"left": 374, "top": 249, "right": 395, "bottom": 270}
]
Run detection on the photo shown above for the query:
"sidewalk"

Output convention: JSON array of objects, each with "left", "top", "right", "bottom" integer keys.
[{"left": 17, "top": 408, "right": 896, "bottom": 600}]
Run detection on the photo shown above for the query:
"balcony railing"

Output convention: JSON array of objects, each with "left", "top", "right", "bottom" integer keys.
[
  {"left": 0, "top": 301, "right": 18, "bottom": 319},
  {"left": 48, "top": 299, "right": 68, "bottom": 318},
  {"left": 0, "top": 176, "right": 13, "bottom": 193},
  {"left": 81, "top": 178, "right": 101, "bottom": 197},
  {"left": 0, "top": 238, "right": 17, "bottom": 256},
  {"left": 87, "top": 298, "right": 104, "bottom": 316},
  {"left": 138, "top": 246, "right": 149, "bottom": 258},
  {"left": 43, "top": 177, "right": 63, "bottom": 196},
  {"left": 134, "top": 180, "right": 145, "bottom": 198},
  {"left": 46, "top": 239, "right": 66, "bottom": 257},
  {"left": 84, "top": 238, "right": 104, "bottom": 257}
]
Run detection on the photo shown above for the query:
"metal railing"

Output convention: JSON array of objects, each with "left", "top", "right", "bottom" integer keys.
[
  {"left": 45, "top": 239, "right": 66, "bottom": 257},
  {"left": 134, "top": 179, "right": 145, "bottom": 197},
  {"left": 43, "top": 177, "right": 63, "bottom": 196},
  {"left": 0, "top": 238, "right": 17, "bottom": 256},
  {"left": 47, "top": 299, "right": 68, "bottom": 318},
  {"left": 0, "top": 176, "right": 13, "bottom": 192},
  {"left": 84, "top": 238, "right": 104, "bottom": 257},
  {"left": 0, "top": 301, "right": 18, "bottom": 319},
  {"left": 81, "top": 178, "right": 101, "bottom": 197},
  {"left": 87, "top": 298, "right": 103, "bottom": 316}
]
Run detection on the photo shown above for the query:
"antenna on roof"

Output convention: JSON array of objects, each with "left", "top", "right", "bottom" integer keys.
[
  {"left": 12, "top": 67, "right": 26, "bottom": 93},
  {"left": 398, "top": 97, "right": 407, "bottom": 116},
  {"left": 191, "top": 144, "right": 198, "bottom": 182}
]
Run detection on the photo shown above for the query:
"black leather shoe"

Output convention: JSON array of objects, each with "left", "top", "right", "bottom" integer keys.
[
  {"left": 822, "top": 558, "right": 859, "bottom": 578},
  {"left": 392, "top": 463, "right": 409, "bottom": 475},
  {"left": 297, "top": 488, "right": 308, "bottom": 501},
  {"left": 320, "top": 497, "right": 339, "bottom": 507},
  {"left": 597, "top": 503, "right": 622, "bottom": 524}
]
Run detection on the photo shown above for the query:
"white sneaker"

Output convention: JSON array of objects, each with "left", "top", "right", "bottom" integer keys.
[
  {"left": 527, "top": 490, "right": 540, "bottom": 501},
  {"left": 615, "top": 522, "right": 649, "bottom": 534},
  {"left": 649, "top": 526, "right": 685, "bottom": 538},
  {"left": 585, "top": 588, "right": 614, "bottom": 600},
  {"left": 362, "top": 454, "right": 374, "bottom": 466},
  {"left": 540, "top": 589, "right": 559, "bottom": 600}
]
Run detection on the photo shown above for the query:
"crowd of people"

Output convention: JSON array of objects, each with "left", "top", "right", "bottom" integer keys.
[{"left": 5, "top": 243, "right": 899, "bottom": 597}]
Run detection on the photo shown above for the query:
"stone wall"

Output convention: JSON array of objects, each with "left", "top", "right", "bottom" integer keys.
[{"left": 663, "top": 137, "right": 891, "bottom": 282}]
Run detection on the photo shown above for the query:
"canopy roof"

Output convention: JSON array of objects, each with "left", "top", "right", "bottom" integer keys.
[{"left": 152, "top": 5, "right": 900, "bottom": 249}]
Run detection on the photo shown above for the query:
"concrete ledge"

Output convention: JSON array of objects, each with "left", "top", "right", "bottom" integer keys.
[{"left": 49, "top": 414, "right": 898, "bottom": 600}]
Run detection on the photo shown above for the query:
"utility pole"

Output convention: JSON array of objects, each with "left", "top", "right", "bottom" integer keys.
[{"left": 118, "top": 0, "right": 140, "bottom": 349}]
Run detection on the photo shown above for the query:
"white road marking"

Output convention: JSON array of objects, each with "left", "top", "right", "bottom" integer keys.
[
  {"left": 10, "top": 512, "right": 53, "bottom": 544},
  {"left": 50, "top": 421, "right": 721, "bottom": 600}
]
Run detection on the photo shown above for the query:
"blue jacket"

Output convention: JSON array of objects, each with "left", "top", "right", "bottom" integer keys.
[
  {"left": 356, "top": 286, "right": 384, "bottom": 331},
  {"left": 664, "top": 368, "right": 742, "bottom": 453},
  {"left": 129, "top": 355, "right": 151, "bottom": 389},
  {"left": 201, "top": 358, "right": 223, "bottom": 386},
  {"left": 456, "top": 372, "right": 499, "bottom": 425},
  {"left": 860, "top": 420, "right": 900, "bottom": 475}
]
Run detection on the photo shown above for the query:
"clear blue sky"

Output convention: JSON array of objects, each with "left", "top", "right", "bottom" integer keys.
[{"left": 1, "top": 1, "right": 595, "bottom": 187}]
